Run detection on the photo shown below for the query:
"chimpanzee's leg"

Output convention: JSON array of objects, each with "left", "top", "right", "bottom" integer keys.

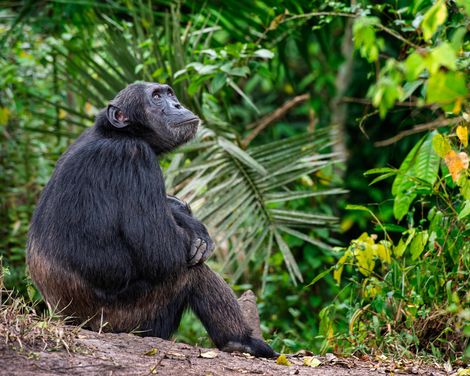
[
  {"left": 187, "top": 264, "right": 275, "bottom": 358},
  {"left": 137, "top": 278, "right": 190, "bottom": 338}
]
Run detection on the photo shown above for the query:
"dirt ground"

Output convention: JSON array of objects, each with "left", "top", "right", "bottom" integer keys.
[{"left": 0, "top": 329, "right": 453, "bottom": 376}]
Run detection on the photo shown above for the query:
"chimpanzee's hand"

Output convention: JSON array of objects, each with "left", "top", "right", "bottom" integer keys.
[
  {"left": 188, "top": 230, "right": 215, "bottom": 266},
  {"left": 166, "top": 195, "right": 215, "bottom": 265}
]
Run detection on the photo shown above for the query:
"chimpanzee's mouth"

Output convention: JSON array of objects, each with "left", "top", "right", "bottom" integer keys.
[{"left": 175, "top": 117, "right": 200, "bottom": 127}]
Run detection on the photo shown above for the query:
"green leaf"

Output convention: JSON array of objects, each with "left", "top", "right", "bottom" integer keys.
[
  {"left": 353, "top": 17, "right": 384, "bottom": 63},
  {"left": 370, "top": 76, "right": 404, "bottom": 118},
  {"left": 413, "top": 131, "right": 440, "bottom": 185},
  {"left": 374, "top": 223, "right": 407, "bottom": 233},
  {"left": 364, "top": 167, "right": 396, "bottom": 175},
  {"left": 392, "top": 137, "right": 425, "bottom": 197},
  {"left": 210, "top": 73, "right": 227, "bottom": 93},
  {"left": 393, "top": 193, "right": 417, "bottom": 221},
  {"left": 458, "top": 200, "right": 470, "bottom": 221},
  {"left": 459, "top": 177, "right": 470, "bottom": 200},
  {"left": 402, "top": 80, "right": 423, "bottom": 100},
  {"left": 369, "top": 172, "right": 396, "bottom": 186},
  {"left": 404, "top": 52, "right": 426, "bottom": 81},
  {"left": 345, "top": 204, "right": 370, "bottom": 212},
  {"left": 450, "top": 27, "right": 467, "bottom": 51},
  {"left": 394, "top": 229, "right": 415, "bottom": 258},
  {"left": 254, "top": 49, "right": 274, "bottom": 59},
  {"left": 426, "top": 71, "right": 468, "bottom": 110},
  {"left": 392, "top": 133, "right": 440, "bottom": 220},
  {"left": 227, "top": 78, "right": 259, "bottom": 113},
  {"left": 410, "top": 230, "right": 429, "bottom": 260},
  {"left": 426, "top": 43, "right": 457, "bottom": 74},
  {"left": 421, "top": 0, "right": 447, "bottom": 41},
  {"left": 432, "top": 133, "right": 451, "bottom": 157},
  {"left": 456, "top": 0, "right": 470, "bottom": 16},
  {"left": 307, "top": 266, "right": 335, "bottom": 287}
]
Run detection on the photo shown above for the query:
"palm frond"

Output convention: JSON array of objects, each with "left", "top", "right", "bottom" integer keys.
[{"left": 169, "top": 130, "right": 343, "bottom": 285}]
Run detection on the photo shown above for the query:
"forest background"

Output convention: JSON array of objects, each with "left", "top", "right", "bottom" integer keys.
[{"left": 0, "top": 0, "right": 469, "bottom": 363}]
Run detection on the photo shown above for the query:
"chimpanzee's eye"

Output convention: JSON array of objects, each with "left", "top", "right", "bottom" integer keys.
[{"left": 152, "top": 91, "right": 161, "bottom": 99}]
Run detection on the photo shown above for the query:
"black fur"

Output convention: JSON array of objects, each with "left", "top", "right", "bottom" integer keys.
[{"left": 27, "top": 82, "right": 275, "bottom": 358}]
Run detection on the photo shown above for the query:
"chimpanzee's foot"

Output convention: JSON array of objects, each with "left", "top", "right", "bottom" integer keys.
[{"left": 221, "top": 337, "right": 278, "bottom": 358}]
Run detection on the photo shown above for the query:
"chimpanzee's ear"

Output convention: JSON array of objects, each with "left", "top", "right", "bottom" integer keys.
[{"left": 106, "top": 105, "right": 129, "bottom": 129}]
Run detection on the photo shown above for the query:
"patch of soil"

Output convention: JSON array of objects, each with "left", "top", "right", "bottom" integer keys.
[{"left": 0, "top": 329, "right": 449, "bottom": 376}]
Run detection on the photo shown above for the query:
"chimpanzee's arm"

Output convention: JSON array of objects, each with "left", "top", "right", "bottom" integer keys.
[{"left": 166, "top": 195, "right": 214, "bottom": 265}]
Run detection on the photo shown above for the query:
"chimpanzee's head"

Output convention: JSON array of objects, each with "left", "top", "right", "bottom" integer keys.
[{"left": 105, "top": 82, "right": 199, "bottom": 154}]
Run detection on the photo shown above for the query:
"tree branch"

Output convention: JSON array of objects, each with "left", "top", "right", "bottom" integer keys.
[
  {"left": 242, "top": 93, "right": 310, "bottom": 148},
  {"left": 374, "top": 117, "right": 463, "bottom": 147},
  {"left": 340, "top": 96, "right": 431, "bottom": 108}
]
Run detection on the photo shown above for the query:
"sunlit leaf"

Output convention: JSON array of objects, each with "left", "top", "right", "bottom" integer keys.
[
  {"left": 353, "top": 17, "right": 383, "bottom": 62},
  {"left": 375, "top": 243, "right": 391, "bottom": 264},
  {"left": 410, "top": 230, "right": 429, "bottom": 260},
  {"left": 394, "top": 229, "right": 416, "bottom": 258},
  {"left": 254, "top": 49, "right": 274, "bottom": 59},
  {"left": 432, "top": 133, "right": 451, "bottom": 157},
  {"left": 426, "top": 71, "right": 468, "bottom": 111},
  {"left": 404, "top": 52, "right": 426, "bottom": 81},
  {"left": 354, "top": 233, "right": 376, "bottom": 276},
  {"left": 304, "top": 357, "right": 321, "bottom": 367},
  {"left": 421, "top": 0, "right": 447, "bottom": 40},
  {"left": 276, "top": 354, "right": 292, "bottom": 366},
  {"left": 458, "top": 200, "right": 470, "bottom": 221},
  {"left": 456, "top": 125, "right": 468, "bottom": 147},
  {"left": 144, "top": 348, "right": 158, "bottom": 356}
]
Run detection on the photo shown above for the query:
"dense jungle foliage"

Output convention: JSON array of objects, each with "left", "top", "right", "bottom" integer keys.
[{"left": 1, "top": 0, "right": 469, "bottom": 363}]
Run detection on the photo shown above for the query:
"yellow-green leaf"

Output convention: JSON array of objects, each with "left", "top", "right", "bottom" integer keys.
[
  {"left": 458, "top": 200, "right": 470, "bottom": 221},
  {"left": 421, "top": 0, "right": 447, "bottom": 40},
  {"left": 375, "top": 243, "right": 391, "bottom": 264},
  {"left": 426, "top": 43, "right": 457, "bottom": 74},
  {"left": 410, "top": 231, "right": 429, "bottom": 260},
  {"left": 0, "top": 107, "right": 10, "bottom": 125},
  {"left": 276, "top": 354, "right": 292, "bottom": 366},
  {"left": 456, "top": 125, "right": 468, "bottom": 147},
  {"left": 404, "top": 52, "right": 425, "bottom": 81},
  {"left": 334, "top": 252, "right": 350, "bottom": 284},
  {"left": 456, "top": 368, "right": 470, "bottom": 376},
  {"left": 432, "top": 133, "right": 452, "bottom": 157},
  {"left": 426, "top": 71, "right": 468, "bottom": 111},
  {"left": 394, "top": 238, "right": 407, "bottom": 258},
  {"left": 144, "top": 348, "right": 158, "bottom": 356},
  {"left": 355, "top": 242, "right": 375, "bottom": 276},
  {"left": 394, "top": 229, "right": 415, "bottom": 258},
  {"left": 304, "top": 357, "right": 321, "bottom": 367}
]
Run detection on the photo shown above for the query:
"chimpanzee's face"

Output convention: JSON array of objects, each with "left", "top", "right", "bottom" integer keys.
[{"left": 106, "top": 82, "right": 200, "bottom": 154}]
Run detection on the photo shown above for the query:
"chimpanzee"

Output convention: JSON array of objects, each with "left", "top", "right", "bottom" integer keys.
[{"left": 26, "top": 82, "right": 275, "bottom": 357}]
